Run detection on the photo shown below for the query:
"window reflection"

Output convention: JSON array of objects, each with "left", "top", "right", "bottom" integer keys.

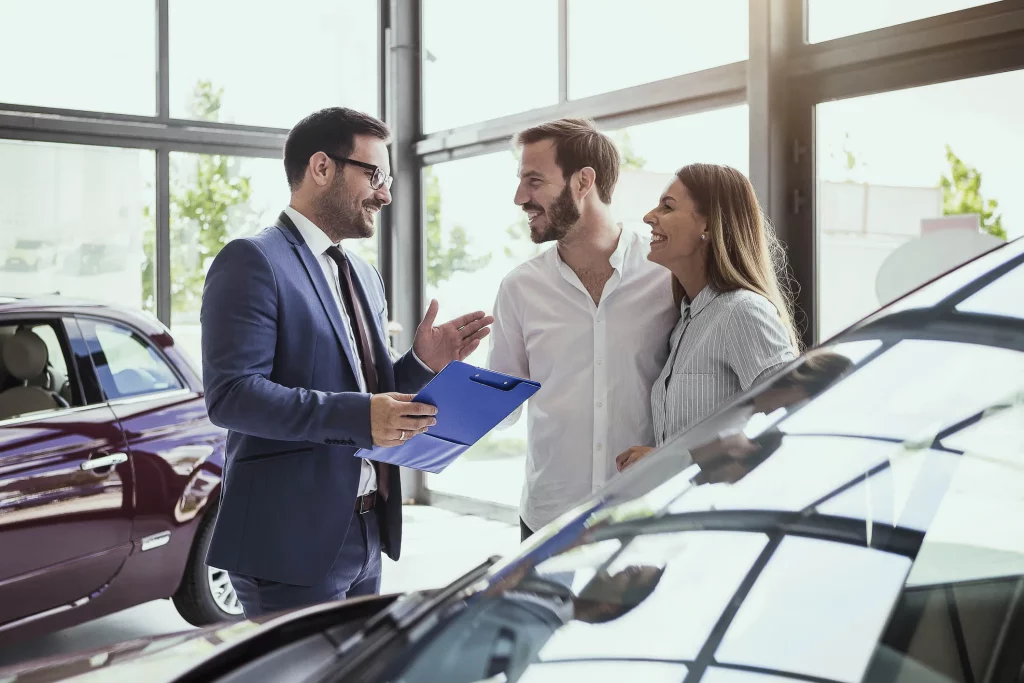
[
  {"left": 780, "top": 340, "right": 1024, "bottom": 443},
  {"left": 716, "top": 537, "right": 912, "bottom": 683},
  {"left": 535, "top": 532, "right": 767, "bottom": 663},
  {"left": 956, "top": 263, "right": 1024, "bottom": 320}
]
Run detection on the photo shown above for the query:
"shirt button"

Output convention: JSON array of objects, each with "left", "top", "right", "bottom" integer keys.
[
  {"left": 596, "top": 358, "right": 603, "bottom": 365},
  {"left": 597, "top": 444, "right": 603, "bottom": 451},
  {"left": 596, "top": 401, "right": 603, "bottom": 408}
]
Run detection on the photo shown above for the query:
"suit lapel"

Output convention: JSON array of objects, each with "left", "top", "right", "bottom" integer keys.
[{"left": 276, "top": 213, "right": 363, "bottom": 388}]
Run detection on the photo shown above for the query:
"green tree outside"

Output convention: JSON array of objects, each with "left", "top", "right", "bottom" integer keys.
[
  {"left": 141, "top": 80, "right": 255, "bottom": 314},
  {"left": 424, "top": 165, "right": 491, "bottom": 288},
  {"left": 940, "top": 145, "right": 1007, "bottom": 241}
]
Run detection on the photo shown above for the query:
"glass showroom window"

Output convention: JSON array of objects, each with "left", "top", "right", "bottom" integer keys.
[
  {"left": 816, "top": 70, "right": 1024, "bottom": 340},
  {"left": 568, "top": 0, "right": 748, "bottom": 100},
  {"left": 0, "top": 140, "right": 154, "bottom": 311},
  {"left": 0, "top": 0, "right": 155, "bottom": 115},
  {"left": 607, "top": 105, "right": 750, "bottom": 238},
  {"left": 422, "top": 0, "right": 559, "bottom": 133},
  {"left": 170, "top": 0, "right": 379, "bottom": 128},
  {"left": 167, "top": 152, "right": 381, "bottom": 370},
  {"left": 807, "top": 0, "right": 999, "bottom": 43},
  {"left": 424, "top": 151, "right": 530, "bottom": 506}
]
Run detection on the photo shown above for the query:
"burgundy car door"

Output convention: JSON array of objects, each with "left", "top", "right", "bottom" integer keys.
[{"left": 0, "top": 317, "right": 134, "bottom": 629}]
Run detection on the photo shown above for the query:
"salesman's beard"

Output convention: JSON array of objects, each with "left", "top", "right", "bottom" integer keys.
[{"left": 313, "top": 178, "right": 375, "bottom": 242}]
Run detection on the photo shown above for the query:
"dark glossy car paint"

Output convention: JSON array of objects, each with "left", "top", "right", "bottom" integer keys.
[{"left": 0, "top": 297, "right": 226, "bottom": 644}]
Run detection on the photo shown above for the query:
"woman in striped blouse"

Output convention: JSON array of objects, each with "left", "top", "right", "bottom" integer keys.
[{"left": 616, "top": 163, "right": 799, "bottom": 472}]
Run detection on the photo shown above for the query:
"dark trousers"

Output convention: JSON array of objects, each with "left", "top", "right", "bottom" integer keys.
[
  {"left": 520, "top": 517, "right": 534, "bottom": 542},
  {"left": 229, "top": 508, "right": 382, "bottom": 619}
]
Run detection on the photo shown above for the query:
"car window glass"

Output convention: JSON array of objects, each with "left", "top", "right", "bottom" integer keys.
[
  {"left": 779, "top": 340, "right": 1024, "bottom": 442},
  {"left": 716, "top": 537, "right": 913, "bottom": 683},
  {"left": 955, "top": 263, "right": 1024, "bottom": 320},
  {"left": 0, "top": 320, "right": 78, "bottom": 420},
  {"left": 30, "top": 324, "right": 70, "bottom": 382},
  {"left": 91, "top": 322, "right": 183, "bottom": 400}
]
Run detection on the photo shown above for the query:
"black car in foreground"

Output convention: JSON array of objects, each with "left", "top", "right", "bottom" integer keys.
[{"left": 2, "top": 236, "right": 1023, "bottom": 683}]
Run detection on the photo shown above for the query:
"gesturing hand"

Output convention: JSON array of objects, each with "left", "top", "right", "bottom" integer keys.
[
  {"left": 413, "top": 299, "right": 494, "bottom": 373},
  {"left": 370, "top": 393, "right": 438, "bottom": 447}
]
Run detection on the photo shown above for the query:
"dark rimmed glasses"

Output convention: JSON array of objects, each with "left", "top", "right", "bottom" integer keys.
[{"left": 323, "top": 153, "right": 393, "bottom": 191}]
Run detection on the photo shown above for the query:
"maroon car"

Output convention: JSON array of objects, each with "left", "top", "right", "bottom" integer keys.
[{"left": 0, "top": 295, "right": 238, "bottom": 645}]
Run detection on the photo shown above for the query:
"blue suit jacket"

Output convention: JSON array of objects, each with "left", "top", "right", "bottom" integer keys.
[{"left": 201, "top": 214, "right": 434, "bottom": 586}]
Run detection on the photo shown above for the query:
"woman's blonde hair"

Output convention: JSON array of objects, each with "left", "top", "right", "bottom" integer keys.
[{"left": 673, "top": 163, "right": 801, "bottom": 350}]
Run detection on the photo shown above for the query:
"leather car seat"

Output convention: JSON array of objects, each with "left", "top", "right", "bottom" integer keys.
[{"left": 0, "top": 329, "right": 62, "bottom": 420}]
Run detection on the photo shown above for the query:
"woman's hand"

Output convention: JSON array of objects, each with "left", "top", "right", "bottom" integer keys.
[{"left": 616, "top": 446, "right": 654, "bottom": 472}]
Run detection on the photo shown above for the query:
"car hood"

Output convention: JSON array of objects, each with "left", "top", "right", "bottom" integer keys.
[{"left": 0, "top": 610, "right": 295, "bottom": 683}]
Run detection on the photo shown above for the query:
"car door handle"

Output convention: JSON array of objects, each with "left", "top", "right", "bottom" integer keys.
[{"left": 81, "top": 453, "right": 129, "bottom": 471}]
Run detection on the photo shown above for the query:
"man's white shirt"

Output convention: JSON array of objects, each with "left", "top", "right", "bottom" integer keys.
[{"left": 487, "top": 227, "right": 678, "bottom": 531}]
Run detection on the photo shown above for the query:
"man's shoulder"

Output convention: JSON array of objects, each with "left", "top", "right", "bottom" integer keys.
[{"left": 499, "top": 246, "right": 556, "bottom": 290}]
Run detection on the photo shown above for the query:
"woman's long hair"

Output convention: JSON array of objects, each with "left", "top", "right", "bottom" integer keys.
[{"left": 673, "top": 163, "right": 801, "bottom": 350}]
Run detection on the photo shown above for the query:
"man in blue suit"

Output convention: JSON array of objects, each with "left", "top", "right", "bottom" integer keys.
[{"left": 201, "top": 107, "right": 493, "bottom": 617}]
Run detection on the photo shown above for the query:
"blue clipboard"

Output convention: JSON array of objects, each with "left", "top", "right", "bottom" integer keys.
[{"left": 357, "top": 361, "right": 540, "bottom": 474}]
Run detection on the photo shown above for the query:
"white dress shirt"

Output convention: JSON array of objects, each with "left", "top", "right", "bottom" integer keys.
[
  {"left": 487, "top": 227, "right": 679, "bottom": 531},
  {"left": 284, "top": 206, "right": 380, "bottom": 496}
]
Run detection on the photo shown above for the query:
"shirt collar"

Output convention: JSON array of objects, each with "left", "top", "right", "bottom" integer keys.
[
  {"left": 683, "top": 285, "right": 720, "bottom": 318},
  {"left": 553, "top": 224, "right": 633, "bottom": 273},
  {"left": 283, "top": 205, "right": 339, "bottom": 257}
]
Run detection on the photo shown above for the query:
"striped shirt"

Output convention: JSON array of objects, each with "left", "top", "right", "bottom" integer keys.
[{"left": 651, "top": 286, "right": 796, "bottom": 446}]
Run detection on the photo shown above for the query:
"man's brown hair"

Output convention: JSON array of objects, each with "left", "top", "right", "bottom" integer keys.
[{"left": 514, "top": 118, "right": 620, "bottom": 204}]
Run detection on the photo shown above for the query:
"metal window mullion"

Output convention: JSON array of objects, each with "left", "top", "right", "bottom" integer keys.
[
  {"left": 558, "top": 0, "right": 569, "bottom": 102},
  {"left": 156, "top": 148, "right": 171, "bottom": 328},
  {"left": 157, "top": 0, "right": 169, "bottom": 120}
]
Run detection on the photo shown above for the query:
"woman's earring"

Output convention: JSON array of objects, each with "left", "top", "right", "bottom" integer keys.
[{"left": 700, "top": 234, "right": 707, "bottom": 241}]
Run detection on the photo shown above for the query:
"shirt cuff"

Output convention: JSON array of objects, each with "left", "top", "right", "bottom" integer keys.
[{"left": 411, "top": 348, "right": 434, "bottom": 374}]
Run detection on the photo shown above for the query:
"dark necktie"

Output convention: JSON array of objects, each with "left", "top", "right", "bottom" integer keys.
[
  {"left": 326, "top": 246, "right": 389, "bottom": 499},
  {"left": 326, "top": 246, "right": 379, "bottom": 395}
]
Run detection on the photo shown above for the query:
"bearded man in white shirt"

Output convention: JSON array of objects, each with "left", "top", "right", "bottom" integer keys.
[{"left": 487, "top": 118, "right": 679, "bottom": 541}]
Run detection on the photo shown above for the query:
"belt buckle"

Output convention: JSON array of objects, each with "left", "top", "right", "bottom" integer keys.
[{"left": 357, "top": 492, "right": 375, "bottom": 515}]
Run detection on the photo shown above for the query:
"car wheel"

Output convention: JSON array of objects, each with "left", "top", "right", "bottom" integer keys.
[{"left": 172, "top": 503, "right": 245, "bottom": 625}]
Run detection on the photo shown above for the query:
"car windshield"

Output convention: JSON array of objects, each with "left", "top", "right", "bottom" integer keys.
[
  {"left": 14, "top": 240, "right": 45, "bottom": 249},
  {"left": 370, "top": 240, "right": 1024, "bottom": 683}
]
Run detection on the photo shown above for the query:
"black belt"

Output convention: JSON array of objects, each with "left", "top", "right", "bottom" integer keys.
[{"left": 355, "top": 490, "right": 377, "bottom": 515}]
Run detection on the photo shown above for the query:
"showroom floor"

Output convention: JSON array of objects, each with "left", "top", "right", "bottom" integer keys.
[{"left": 0, "top": 506, "right": 519, "bottom": 670}]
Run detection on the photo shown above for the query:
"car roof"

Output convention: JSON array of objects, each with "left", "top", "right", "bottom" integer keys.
[{"left": 0, "top": 295, "right": 168, "bottom": 336}]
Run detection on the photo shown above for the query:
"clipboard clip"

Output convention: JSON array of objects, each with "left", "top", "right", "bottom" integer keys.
[{"left": 469, "top": 372, "right": 520, "bottom": 392}]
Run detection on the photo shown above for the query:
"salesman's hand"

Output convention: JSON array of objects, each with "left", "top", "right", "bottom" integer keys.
[
  {"left": 413, "top": 299, "right": 494, "bottom": 373},
  {"left": 370, "top": 393, "right": 438, "bottom": 447},
  {"left": 616, "top": 446, "right": 654, "bottom": 472}
]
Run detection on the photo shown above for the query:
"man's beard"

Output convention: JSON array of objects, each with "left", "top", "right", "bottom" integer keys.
[
  {"left": 313, "top": 178, "right": 379, "bottom": 242},
  {"left": 527, "top": 184, "right": 581, "bottom": 244}
]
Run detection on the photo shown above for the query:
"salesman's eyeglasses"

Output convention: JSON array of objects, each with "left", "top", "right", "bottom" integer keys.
[{"left": 323, "top": 153, "right": 393, "bottom": 191}]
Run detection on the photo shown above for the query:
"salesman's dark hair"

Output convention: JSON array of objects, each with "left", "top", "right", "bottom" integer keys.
[{"left": 283, "top": 107, "right": 391, "bottom": 191}]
